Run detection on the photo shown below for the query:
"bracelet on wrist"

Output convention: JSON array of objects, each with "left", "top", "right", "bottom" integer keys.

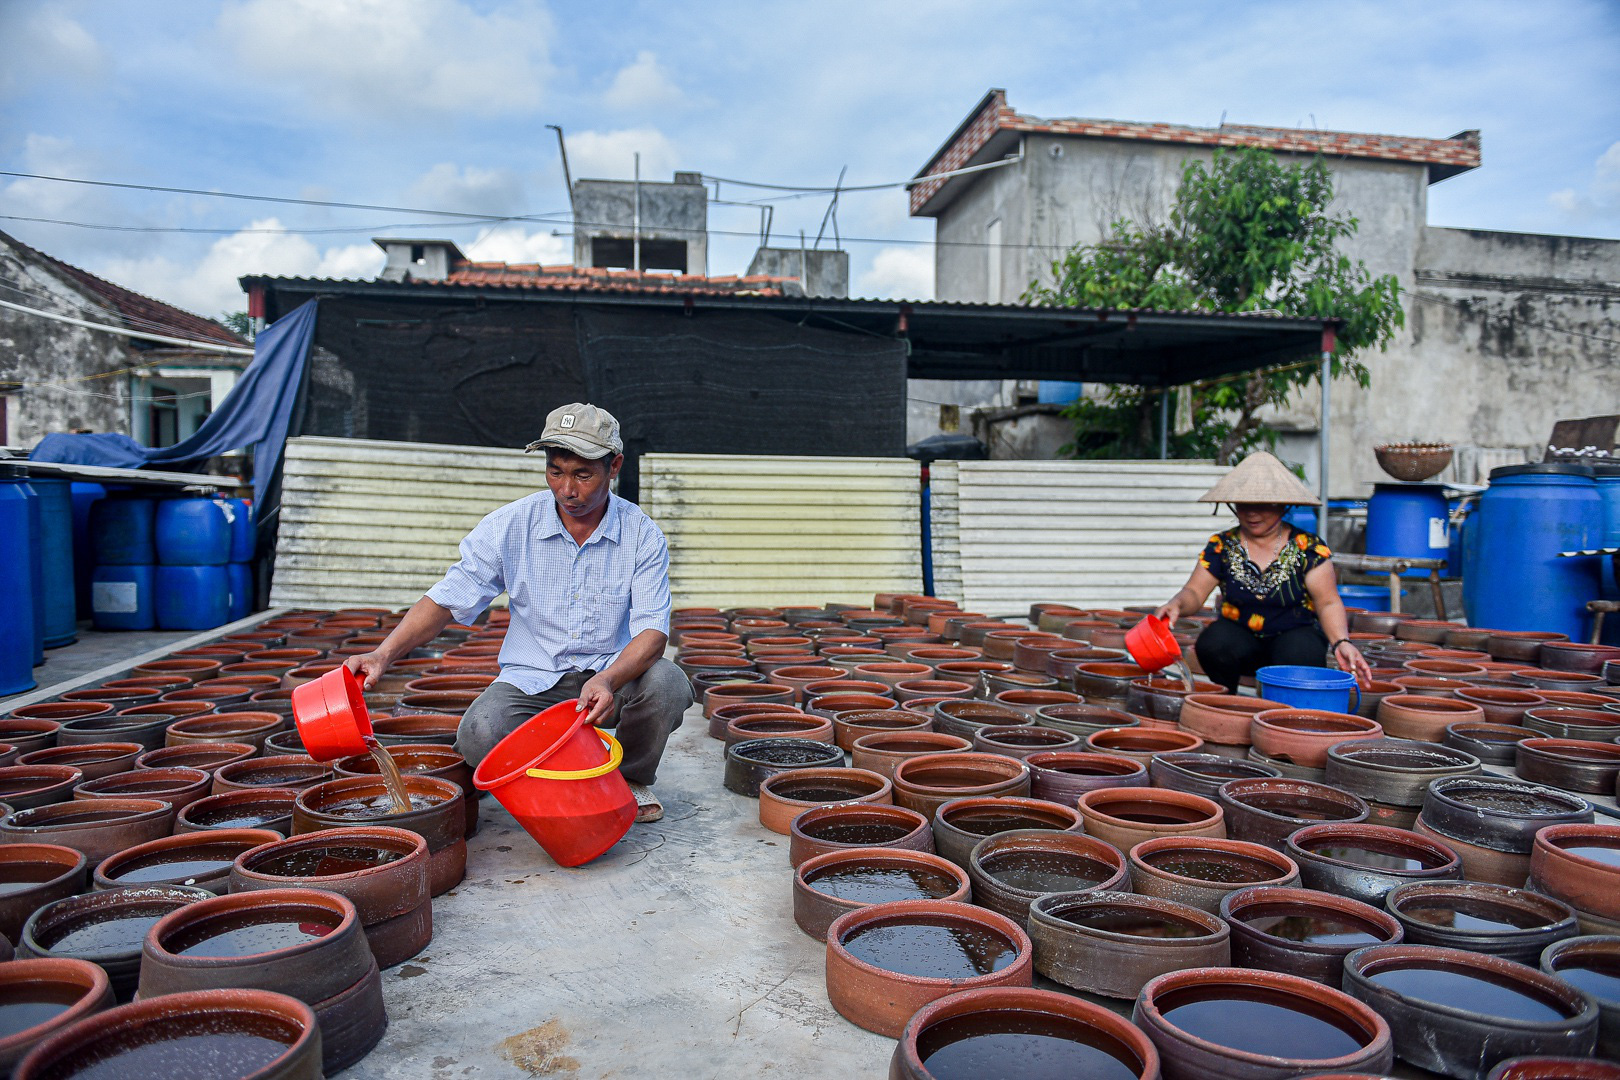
[{"left": 1330, "top": 638, "right": 1352, "bottom": 651}]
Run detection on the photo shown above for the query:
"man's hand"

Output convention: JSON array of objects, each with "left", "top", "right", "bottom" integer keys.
[
  {"left": 344, "top": 651, "right": 388, "bottom": 692},
  {"left": 576, "top": 672, "right": 618, "bottom": 727}
]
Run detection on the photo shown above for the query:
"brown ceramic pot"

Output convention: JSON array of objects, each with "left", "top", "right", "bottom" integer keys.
[
  {"left": 1249, "top": 709, "right": 1381, "bottom": 768},
  {"left": 1176, "top": 693, "right": 1283, "bottom": 746},
  {"left": 0, "top": 798, "right": 175, "bottom": 863},
  {"left": 1077, "top": 786, "right": 1226, "bottom": 851},
  {"left": 1377, "top": 693, "right": 1484, "bottom": 741},
  {"left": 0, "top": 957, "right": 112, "bottom": 1074},
  {"left": 371, "top": 714, "right": 460, "bottom": 746},
  {"left": 0, "top": 720, "right": 63, "bottom": 756},
  {"left": 804, "top": 692, "right": 898, "bottom": 724},
  {"left": 1456, "top": 686, "right": 1547, "bottom": 725},
  {"left": 294, "top": 775, "right": 464, "bottom": 896},
  {"left": 0, "top": 843, "right": 88, "bottom": 944},
  {"left": 71, "top": 765, "right": 209, "bottom": 812},
  {"left": 970, "top": 724, "right": 1082, "bottom": 759},
  {"left": 1024, "top": 750, "right": 1145, "bottom": 802},
  {"left": 1285, "top": 821, "right": 1462, "bottom": 906},
  {"left": 1128, "top": 835, "right": 1300, "bottom": 914},
  {"left": 1085, "top": 726, "right": 1205, "bottom": 764},
  {"left": 1386, "top": 880, "right": 1577, "bottom": 965},
  {"left": 1530, "top": 824, "right": 1620, "bottom": 922},
  {"left": 163, "top": 711, "right": 284, "bottom": 751},
  {"left": 16, "top": 743, "right": 141, "bottom": 782},
  {"left": 1029, "top": 889, "right": 1230, "bottom": 999},
  {"left": 1217, "top": 777, "right": 1370, "bottom": 850},
  {"left": 850, "top": 730, "right": 970, "bottom": 780},
  {"left": 891, "top": 752, "right": 1030, "bottom": 818},
  {"left": 793, "top": 847, "right": 969, "bottom": 941},
  {"left": 930, "top": 796, "right": 1082, "bottom": 869},
  {"left": 1444, "top": 720, "right": 1538, "bottom": 766},
  {"left": 134, "top": 742, "right": 256, "bottom": 775},
  {"left": 1516, "top": 737, "right": 1620, "bottom": 793},
  {"left": 175, "top": 789, "right": 298, "bottom": 835},
  {"left": 94, "top": 828, "right": 280, "bottom": 893},
  {"left": 787, "top": 803, "right": 933, "bottom": 869},
  {"left": 756, "top": 767, "right": 892, "bottom": 834}
]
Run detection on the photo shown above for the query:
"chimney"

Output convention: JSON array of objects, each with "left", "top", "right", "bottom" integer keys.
[{"left": 374, "top": 238, "right": 466, "bottom": 282}]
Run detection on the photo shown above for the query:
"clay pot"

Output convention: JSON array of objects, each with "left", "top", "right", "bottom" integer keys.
[
  {"left": 130, "top": 657, "right": 224, "bottom": 683},
  {"left": 1028, "top": 889, "right": 1229, "bottom": 999},
  {"left": 161, "top": 684, "right": 258, "bottom": 711},
  {"left": 1021, "top": 750, "right": 1142, "bottom": 802},
  {"left": 1245, "top": 745, "right": 1327, "bottom": 783},
  {"left": 1541, "top": 935, "right": 1620, "bottom": 1062},
  {"left": 394, "top": 691, "right": 479, "bottom": 716},
  {"left": 892, "top": 985, "right": 1161, "bottom": 1080},
  {"left": 175, "top": 790, "right": 298, "bottom": 835},
  {"left": 0, "top": 720, "right": 62, "bottom": 755},
  {"left": 1028, "top": 702, "right": 1134, "bottom": 737},
  {"left": 1530, "top": 824, "right": 1620, "bottom": 922},
  {"left": 1072, "top": 662, "right": 1150, "bottom": 703},
  {"left": 73, "top": 765, "right": 211, "bottom": 812},
  {"left": 891, "top": 752, "right": 1030, "bottom": 818},
  {"left": 0, "top": 957, "right": 112, "bottom": 1075},
  {"left": 16, "top": 743, "right": 141, "bottom": 782},
  {"left": 334, "top": 743, "right": 477, "bottom": 839},
  {"left": 135, "top": 741, "right": 256, "bottom": 775},
  {"left": 707, "top": 700, "right": 797, "bottom": 740},
  {"left": 1517, "top": 738, "right": 1620, "bottom": 793},
  {"left": 1392, "top": 674, "right": 1474, "bottom": 698},
  {"left": 14, "top": 987, "right": 324, "bottom": 1080},
  {"left": 850, "top": 730, "right": 970, "bottom": 780},
  {"left": 993, "top": 688, "right": 1083, "bottom": 717},
  {"left": 970, "top": 724, "right": 1082, "bottom": 759},
  {"left": 1422, "top": 776, "right": 1593, "bottom": 859},
  {"left": 1134, "top": 965, "right": 1394, "bottom": 1079},
  {"left": 931, "top": 699, "right": 1028, "bottom": 740},
  {"left": 1148, "top": 753, "right": 1281, "bottom": 799},
  {"left": 1221, "top": 884, "right": 1404, "bottom": 986},
  {"left": 1541, "top": 643, "right": 1620, "bottom": 674},
  {"left": 931, "top": 797, "right": 1082, "bottom": 869},
  {"left": 723, "top": 713, "right": 833, "bottom": 747},
  {"left": 1516, "top": 670, "right": 1608, "bottom": 693},
  {"left": 1324, "top": 738, "right": 1481, "bottom": 808},
  {"left": 1489, "top": 631, "right": 1572, "bottom": 664},
  {"left": 230, "top": 826, "right": 431, "bottom": 968},
  {"left": 787, "top": 803, "right": 933, "bottom": 868},
  {"left": 892, "top": 678, "right": 974, "bottom": 705},
  {"left": 94, "top": 828, "right": 280, "bottom": 893},
  {"left": 1377, "top": 694, "right": 1485, "bottom": 742},
  {"left": 1286, "top": 822, "right": 1462, "bottom": 906},
  {"left": 793, "top": 848, "right": 969, "bottom": 941},
  {"left": 371, "top": 714, "right": 459, "bottom": 746},
  {"left": 1218, "top": 777, "right": 1370, "bottom": 850},
  {"left": 1387, "top": 880, "right": 1577, "bottom": 964},
  {"left": 1244, "top": 709, "right": 1380, "bottom": 769},
  {"left": 1525, "top": 707, "right": 1620, "bottom": 742},
  {"left": 722, "top": 737, "right": 844, "bottom": 797},
  {"left": 700, "top": 681, "right": 793, "bottom": 719},
  {"left": 164, "top": 711, "right": 284, "bottom": 751},
  {"left": 0, "top": 798, "right": 175, "bottom": 863},
  {"left": 804, "top": 692, "right": 898, "bottom": 723},
  {"left": 1351, "top": 678, "right": 1405, "bottom": 720},
  {"left": 757, "top": 767, "right": 892, "bottom": 834},
  {"left": 294, "top": 775, "right": 464, "bottom": 896},
  {"left": 56, "top": 712, "right": 180, "bottom": 751},
  {"left": 1077, "top": 786, "right": 1226, "bottom": 851},
  {"left": 1125, "top": 677, "right": 1225, "bottom": 725},
  {"left": 824, "top": 899, "right": 1033, "bottom": 1037},
  {"left": 1129, "top": 836, "right": 1299, "bottom": 915},
  {"left": 1086, "top": 726, "right": 1205, "bottom": 764},
  {"left": 58, "top": 689, "right": 162, "bottom": 711},
  {"left": 1343, "top": 943, "right": 1597, "bottom": 1077},
  {"left": 1457, "top": 687, "right": 1547, "bottom": 725},
  {"left": 17, "top": 885, "right": 210, "bottom": 999},
  {"left": 0, "top": 843, "right": 88, "bottom": 944},
  {"left": 1176, "top": 693, "right": 1281, "bottom": 746},
  {"left": 1444, "top": 721, "right": 1537, "bottom": 765}
]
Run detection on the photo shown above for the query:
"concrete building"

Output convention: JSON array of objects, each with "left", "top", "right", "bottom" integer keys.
[
  {"left": 909, "top": 89, "right": 1620, "bottom": 493},
  {"left": 745, "top": 247, "right": 849, "bottom": 298},
  {"left": 571, "top": 170, "right": 709, "bottom": 275},
  {"left": 0, "top": 230, "right": 248, "bottom": 449}
]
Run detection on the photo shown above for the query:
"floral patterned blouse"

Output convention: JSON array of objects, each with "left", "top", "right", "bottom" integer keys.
[{"left": 1199, "top": 525, "right": 1333, "bottom": 638}]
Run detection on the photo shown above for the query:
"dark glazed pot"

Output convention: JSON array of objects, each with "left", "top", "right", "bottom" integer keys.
[
  {"left": 1516, "top": 738, "right": 1620, "bottom": 793},
  {"left": 966, "top": 829, "right": 1128, "bottom": 922},
  {"left": 890, "top": 752, "right": 1030, "bottom": 818},
  {"left": 0, "top": 765, "right": 84, "bottom": 809},
  {"left": 134, "top": 741, "right": 256, "bottom": 775},
  {"left": 930, "top": 699, "right": 1027, "bottom": 741},
  {"left": 1524, "top": 707, "right": 1620, "bottom": 742},
  {"left": 1072, "top": 662, "right": 1149, "bottom": 703},
  {"left": 1128, "top": 836, "right": 1299, "bottom": 914},
  {"left": 1025, "top": 750, "right": 1145, "bottom": 802},
  {"left": 787, "top": 803, "right": 933, "bottom": 869},
  {"left": 1149, "top": 752, "right": 1280, "bottom": 799},
  {"left": 16, "top": 743, "right": 142, "bottom": 782},
  {"left": 0, "top": 798, "right": 175, "bottom": 863},
  {"left": 1530, "top": 824, "right": 1620, "bottom": 922},
  {"left": 18, "top": 885, "right": 211, "bottom": 999},
  {"left": 0, "top": 843, "right": 88, "bottom": 944},
  {"left": 93, "top": 828, "right": 281, "bottom": 893},
  {"left": 1386, "top": 880, "right": 1578, "bottom": 964},
  {"left": 163, "top": 711, "right": 284, "bottom": 750},
  {"left": 175, "top": 789, "right": 298, "bottom": 835},
  {"left": 1029, "top": 889, "right": 1229, "bottom": 998},
  {"left": 970, "top": 724, "right": 1082, "bottom": 759},
  {"left": 1286, "top": 822, "right": 1462, "bottom": 906},
  {"left": 13, "top": 987, "right": 323, "bottom": 1080},
  {"left": 1125, "top": 677, "right": 1226, "bottom": 724},
  {"left": 1343, "top": 944, "right": 1597, "bottom": 1079},
  {"left": 792, "top": 847, "right": 969, "bottom": 941},
  {"left": 1325, "top": 737, "right": 1481, "bottom": 807},
  {"left": 1420, "top": 776, "right": 1593, "bottom": 858},
  {"left": 1220, "top": 884, "right": 1403, "bottom": 987},
  {"left": 371, "top": 713, "right": 460, "bottom": 746},
  {"left": 891, "top": 986, "right": 1160, "bottom": 1080},
  {"left": 294, "top": 775, "right": 464, "bottom": 896},
  {"left": 931, "top": 796, "right": 1082, "bottom": 868},
  {"left": 823, "top": 899, "right": 1033, "bottom": 1038},
  {"left": 1217, "top": 777, "right": 1370, "bottom": 850},
  {"left": 1033, "top": 702, "right": 1141, "bottom": 739},
  {"left": 1133, "top": 965, "right": 1394, "bottom": 1080},
  {"left": 0, "top": 957, "right": 112, "bottom": 1076},
  {"left": 56, "top": 713, "right": 177, "bottom": 752},
  {"left": 1541, "top": 935, "right": 1620, "bottom": 1062},
  {"left": 212, "top": 756, "right": 332, "bottom": 796},
  {"left": 73, "top": 765, "right": 211, "bottom": 812},
  {"left": 0, "top": 720, "right": 61, "bottom": 755},
  {"left": 722, "top": 737, "right": 844, "bottom": 797},
  {"left": 1445, "top": 721, "right": 1539, "bottom": 766}
]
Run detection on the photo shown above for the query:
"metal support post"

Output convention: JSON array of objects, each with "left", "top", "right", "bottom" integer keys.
[{"left": 1159, "top": 388, "right": 1170, "bottom": 460}]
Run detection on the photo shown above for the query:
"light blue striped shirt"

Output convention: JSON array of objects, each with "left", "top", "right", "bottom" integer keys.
[{"left": 425, "top": 492, "right": 672, "bottom": 695}]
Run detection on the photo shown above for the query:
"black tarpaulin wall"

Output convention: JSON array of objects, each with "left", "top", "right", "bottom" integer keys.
[{"left": 298, "top": 296, "right": 906, "bottom": 499}]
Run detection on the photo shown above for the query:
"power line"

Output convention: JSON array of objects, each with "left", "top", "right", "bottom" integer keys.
[{"left": 0, "top": 214, "right": 558, "bottom": 237}]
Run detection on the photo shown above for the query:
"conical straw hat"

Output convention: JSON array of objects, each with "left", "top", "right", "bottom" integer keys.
[{"left": 1198, "top": 451, "right": 1321, "bottom": 505}]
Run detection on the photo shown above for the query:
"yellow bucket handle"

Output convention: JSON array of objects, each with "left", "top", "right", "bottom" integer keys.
[{"left": 525, "top": 728, "right": 623, "bottom": 781}]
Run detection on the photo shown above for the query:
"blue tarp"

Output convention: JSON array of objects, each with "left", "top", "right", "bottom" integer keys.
[{"left": 32, "top": 300, "right": 319, "bottom": 506}]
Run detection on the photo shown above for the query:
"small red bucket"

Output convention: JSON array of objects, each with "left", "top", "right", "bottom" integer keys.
[
  {"left": 473, "top": 700, "right": 636, "bottom": 867},
  {"left": 291, "top": 665, "right": 372, "bottom": 761},
  {"left": 1124, "top": 615, "right": 1182, "bottom": 673}
]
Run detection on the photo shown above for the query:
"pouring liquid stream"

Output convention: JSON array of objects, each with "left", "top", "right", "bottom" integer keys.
[
  {"left": 364, "top": 735, "right": 413, "bottom": 814},
  {"left": 1164, "top": 658, "right": 1195, "bottom": 693}
]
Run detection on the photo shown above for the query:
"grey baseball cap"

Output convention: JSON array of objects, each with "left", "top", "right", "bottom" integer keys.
[{"left": 525, "top": 402, "right": 623, "bottom": 459}]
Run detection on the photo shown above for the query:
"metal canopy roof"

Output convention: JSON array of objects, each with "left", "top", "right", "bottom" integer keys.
[{"left": 244, "top": 275, "right": 1333, "bottom": 388}]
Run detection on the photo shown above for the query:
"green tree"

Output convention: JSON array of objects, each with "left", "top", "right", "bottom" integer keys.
[
  {"left": 1026, "top": 148, "right": 1404, "bottom": 462},
  {"left": 220, "top": 311, "right": 255, "bottom": 343}
]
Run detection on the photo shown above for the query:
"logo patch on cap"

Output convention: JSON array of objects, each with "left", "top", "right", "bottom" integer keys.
[{"left": 560, "top": 415, "right": 576, "bottom": 429}]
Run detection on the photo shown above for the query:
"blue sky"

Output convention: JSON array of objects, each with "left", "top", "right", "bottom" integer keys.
[{"left": 2, "top": 0, "right": 1616, "bottom": 322}]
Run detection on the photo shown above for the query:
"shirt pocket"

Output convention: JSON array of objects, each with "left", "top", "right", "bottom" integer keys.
[{"left": 580, "top": 585, "right": 630, "bottom": 652}]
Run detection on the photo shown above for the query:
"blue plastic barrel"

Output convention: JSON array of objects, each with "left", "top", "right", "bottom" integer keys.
[
  {"left": 155, "top": 564, "right": 230, "bottom": 630},
  {"left": 1367, "top": 483, "right": 1449, "bottom": 577},
  {"left": 91, "top": 564, "right": 155, "bottom": 631},
  {"left": 223, "top": 498, "right": 255, "bottom": 563},
  {"left": 1284, "top": 506, "right": 1319, "bottom": 536},
  {"left": 1594, "top": 464, "right": 1620, "bottom": 645},
  {"left": 226, "top": 562, "right": 253, "bottom": 622},
  {"left": 0, "top": 464, "right": 38, "bottom": 694},
  {"left": 1337, "top": 584, "right": 1406, "bottom": 608},
  {"left": 91, "top": 496, "right": 156, "bottom": 565},
  {"left": 1463, "top": 463, "right": 1602, "bottom": 640},
  {"left": 18, "top": 477, "right": 44, "bottom": 666},
  {"left": 33, "top": 477, "right": 78, "bottom": 648},
  {"left": 156, "top": 497, "right": 231, "bottom": 566},
  {"left": 70, "top": 482, "right": 106, "bottom": 619},
  {"left": 1037, "top": 381, "right": 1083, "bottom": 404},
  {"left": 1256, "top": 665, "right": 1360, "bottom": 713}
]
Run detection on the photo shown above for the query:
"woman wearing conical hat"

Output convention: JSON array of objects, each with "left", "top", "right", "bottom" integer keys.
[{"left": 1154, "top": 451, "right": 1372, "bottom": 693}]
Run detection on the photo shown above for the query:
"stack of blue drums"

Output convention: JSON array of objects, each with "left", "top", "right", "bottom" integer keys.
[
  {"left": 1367, "top": 482, "right": 1449, "bottom": 577},
  {"left": 0, "top": 463, "right": 38, "bottom": 694},
  {"left": 90, "top": 496, "right": 157, "bottom": 630},
  {"left": 155, "top": 497, "right": 232, "bottom": 630},
  {"left": 222, "top": 497, "right": 255, "bottom": 622}
]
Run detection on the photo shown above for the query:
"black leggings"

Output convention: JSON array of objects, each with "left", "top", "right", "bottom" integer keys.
[{"left": 1194, "top": 620, "right": 1330, "bottom": 694}]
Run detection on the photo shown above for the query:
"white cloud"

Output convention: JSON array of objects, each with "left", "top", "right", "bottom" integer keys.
[
  {"left": 0, "top": 9, "right": 104, "bottom": 98},
  {"left": 567, "top": 128, "right": 680, "bottom": 182},
  {"left": 2, "top": 134, "right": 105, "bottom": 217},
  {"left": 855, "top": 246, "right": 934, "bottom": 300},
  {"left": 217, "top": 0, "right": 552, "bottom": 120},
  {"left": 97, "top": 219, "right": 382, "bottom": 319},
  {"left": 463, "top": 225, "right": 570, "bottom": 266},
  {"left": 1549, "top": 141, "right": 1620, "bottom": 219},
  {"left": 603, "top": 50, "right": 682, "bottom": 111},
  {"left": 405, "top": 163, "right": 528, "bottom": 217}
]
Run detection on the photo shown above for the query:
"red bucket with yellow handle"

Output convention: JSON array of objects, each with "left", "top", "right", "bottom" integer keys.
[{"left": 472, "top": 699, "right": 636, "bottom": 866}]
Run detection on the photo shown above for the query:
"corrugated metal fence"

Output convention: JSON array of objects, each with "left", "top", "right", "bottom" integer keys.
[{"left": 641, "top": 453, "right": 922, "bottom": 609}]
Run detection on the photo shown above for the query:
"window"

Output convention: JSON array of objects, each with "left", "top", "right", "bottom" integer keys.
[
  {"left": 986, "top": 219, "right": 1003, "bottom": 302},
  {"left": 149, "top": 387, "right": 179, "bottom": 447}
]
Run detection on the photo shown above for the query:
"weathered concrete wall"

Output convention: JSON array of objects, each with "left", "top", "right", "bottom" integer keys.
[
  {"left": 0, "top": 238, "right": 131, "bottom": 445},
  {"left": 927, "top": 134, "right": 1618, "bottom": 495},
  {"left": 745, "top": 247, "right": 849, "bottom": 297},
  {"left": 571, "top": 175, "right": 708, "bottom": 274}
]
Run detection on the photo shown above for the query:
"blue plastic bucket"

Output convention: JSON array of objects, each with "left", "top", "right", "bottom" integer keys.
[{"left": 1256, "top": 665, "right": 1360, "bottom": 714}]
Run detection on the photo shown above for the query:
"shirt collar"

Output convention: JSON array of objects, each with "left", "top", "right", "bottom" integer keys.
[{"left": 537, "top": 492, "right": 623, "bottom": 546}]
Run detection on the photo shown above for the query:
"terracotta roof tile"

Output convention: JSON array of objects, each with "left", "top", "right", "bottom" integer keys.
[{"left": 435, "top": 263, "right": 800, "bottom": 296}]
